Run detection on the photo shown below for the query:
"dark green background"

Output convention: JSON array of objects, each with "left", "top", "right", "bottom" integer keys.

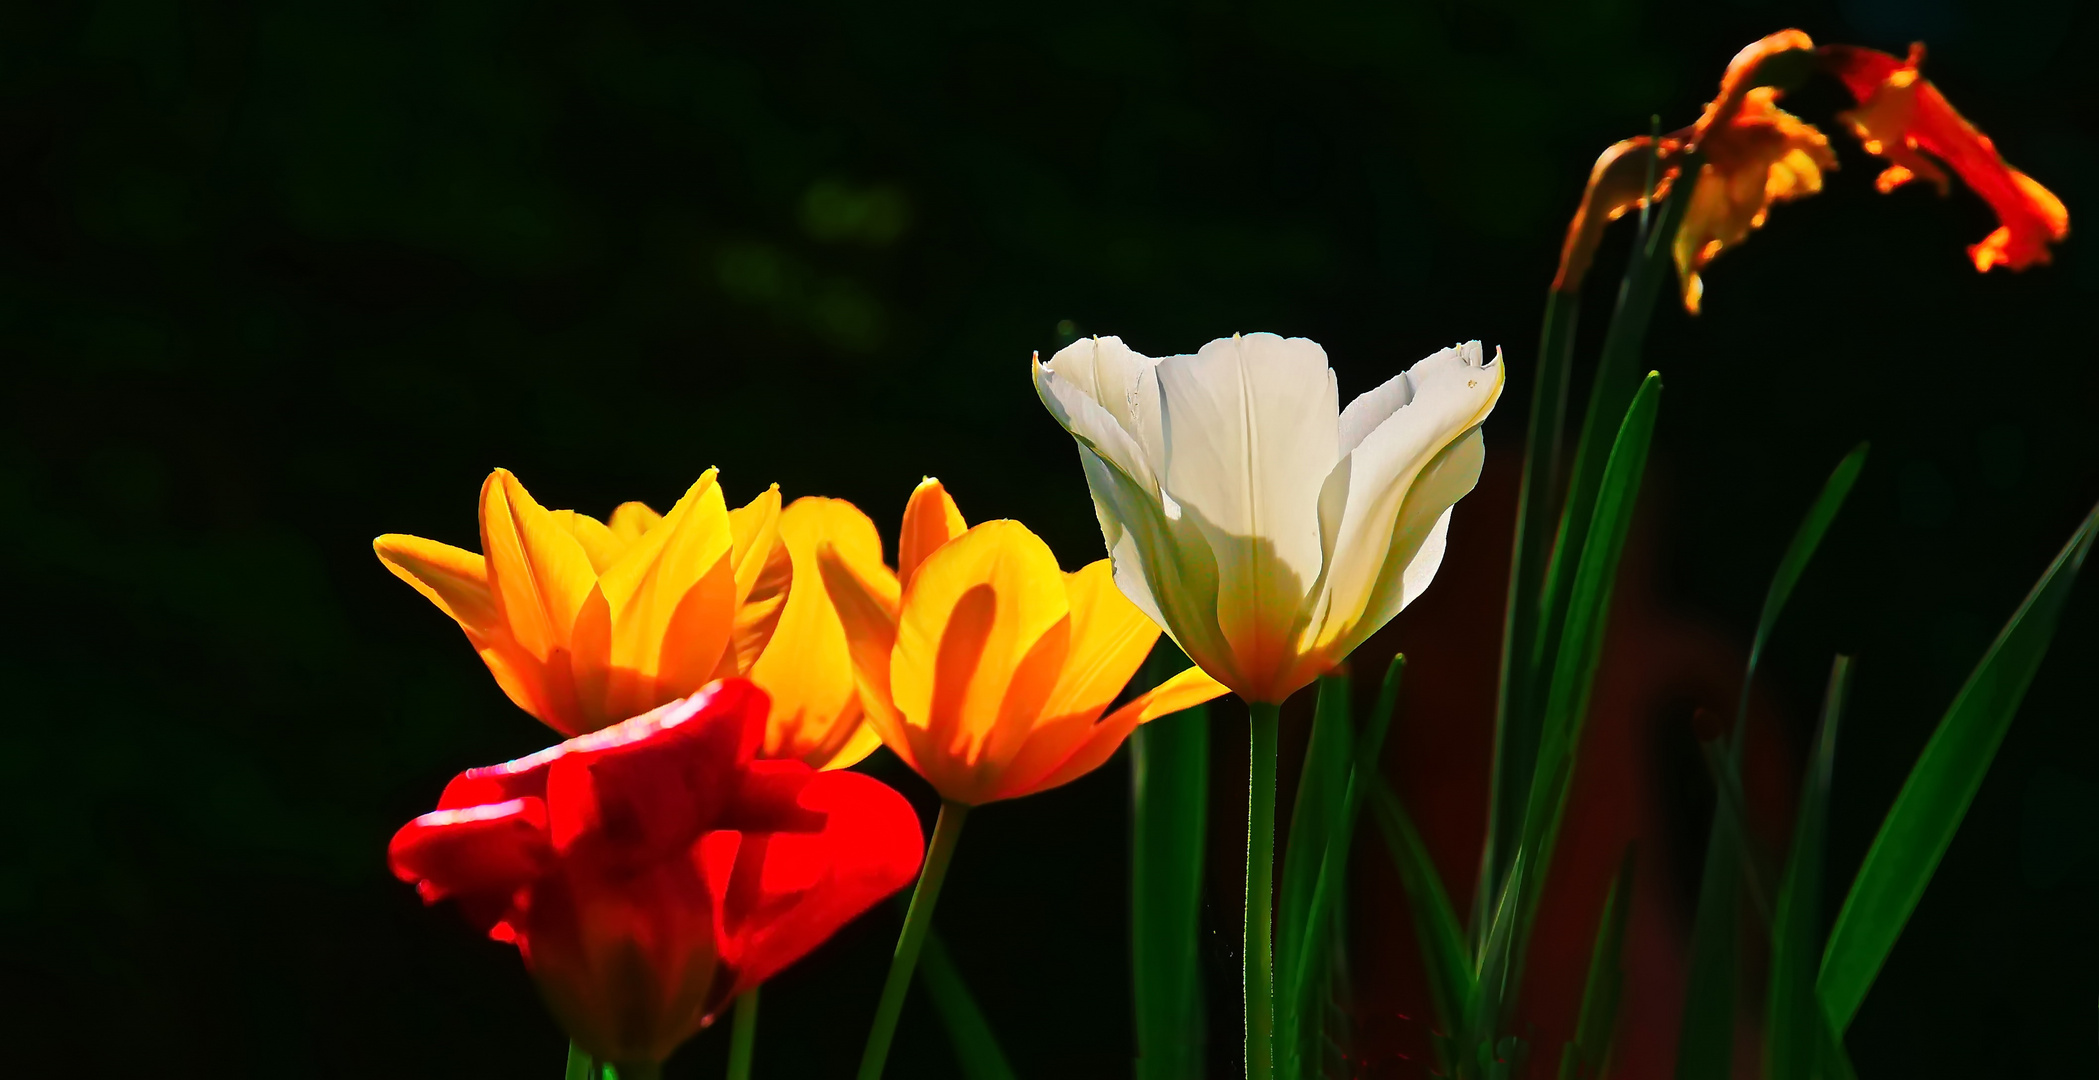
[{"left": 6, "top": 0, "right": 2097, "bottom": 1076}]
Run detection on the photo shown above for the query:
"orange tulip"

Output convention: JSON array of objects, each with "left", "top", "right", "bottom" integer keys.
[
  {"left": 1821, "top": 42, "right": 2069, "bottom": 273},
  {"left": 375, "top": 469, "right": 885, "bottom": 769},
  {"left": 817, "top": 479, "right": 1228, "bottom": 806},
  {"left": 1553, "top": 30, "right": 2066, "bottom": 311}
]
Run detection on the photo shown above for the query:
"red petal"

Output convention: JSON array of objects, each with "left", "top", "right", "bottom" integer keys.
[
  {"left": 388, "top": 797, "right": 553, "bottom": 903},
  {"left": 713, "top": 770, "right": 924, "bottom": 995}
]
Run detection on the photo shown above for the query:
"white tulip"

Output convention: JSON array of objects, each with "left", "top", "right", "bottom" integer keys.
[{"left": 1033, "top": 332, "right": 1504, "bottom": 703}]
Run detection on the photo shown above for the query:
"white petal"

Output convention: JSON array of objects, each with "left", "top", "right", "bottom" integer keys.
[
  {"left": 1034, "top": 358, "right": 1158, "bottom": 490},
  {"left": 1337, "top": 367, "right": 1413, "bottom": 456},
  {"left": 1042, "top": 336, "right": 1165, "bottom": 473},
  {"left": 1312, "top": 342, "right": 1503, "bottom": 654},
  {"left": 1155, "top": 333, "right": 1340, "bottom": 678}
]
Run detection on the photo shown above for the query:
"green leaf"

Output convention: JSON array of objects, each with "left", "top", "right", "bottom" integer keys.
[
  {"left": 565, "top": 1042, "right": 599, "bottom": 1080},
  {"left": 1819, "top": 497, "right": 2099, "bottom": 1032},
  {"left": 1764, "top": 656, "right": 1850, "bottom": 1080},
  {"left": 1367, "top": 776, "right": 1474, "bottom": 1066},
  {"left": 1279, "top": 672, "right": 1356, "bottom": 1079},
  {"left": 1735, "top": 443, "right": 1869, "bottom": 728},
  {"left": 918, "top": 928, "right": 1020, "bottom": 1080},
  {"left": 1130, "top": 644, "right": 1210, "bottom": 1080},
  {"left": 1482, "top": 289, "right": 1580, "bottom": 942},
  {"left": 1513, "top": 372, "right": 1664, "bottom": 988},
  {"left": 1559, "top": 847, "right": 1635, "bottom": 1080}
]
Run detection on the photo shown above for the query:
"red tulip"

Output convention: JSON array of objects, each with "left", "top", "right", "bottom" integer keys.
[{"left": 389, "top": 678, "right": 924, "bottom": 1066}]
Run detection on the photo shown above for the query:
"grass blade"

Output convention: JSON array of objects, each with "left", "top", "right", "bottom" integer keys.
[
  {"left": 1735, "top": 444, "right": 1869, "bottom": 729},
  {"left": 1819, "top": 497, "right": 2099, "bottom": 1032},
  {"left": 1367, "top": 776, "right": 1474, "bottom": 1063},
  {"left": 1279, "top": 673, "right": 1356, "bottom": 1078},
  {"left": 1764, "top": 656, "right": 1850, "bottom": 1080},
  {"left": 1130, "top": 647, "right": 1211, "bottom": 1080},
  {"left": 919, "top": 928, "right": 1020, "bottom": 1080},
  {"left": 1558, "top": 847, "right": 1635, "bottom": 1080},
  {"left": 1512, "top": 373, "right": 1664, "bottom": 995}
]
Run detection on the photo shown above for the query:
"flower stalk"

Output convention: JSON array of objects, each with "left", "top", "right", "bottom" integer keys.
[
  {"left": 1244, "top": 701, "right": 1281, "bottom": 1080},
  {"left": 727, "top": 990, "right": 760, "bottom": 1080},
  {"left": 859, "top": 800, "right": 973, "bottom": 1080}
]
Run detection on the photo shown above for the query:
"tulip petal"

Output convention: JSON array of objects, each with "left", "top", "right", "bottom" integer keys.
[
  {"left": 389, "top": 796, "right": 553, "bottom": 903},
  {"left": 750, "top": 497, "right": 886, "bottom": 767},
  {"left": 607, "top": 500, "right": 663, "bottom": 545},
  {"left": 597, "top": 471, "right": 738, "bottom": 720},
  {"left": 726, "top": 486, "right": 784, "bottom": 609},
  {"left": 1309, "top": 344, "right": 1500, "bottom": 665},
  {"left": 376, "top": 533, "right": 565, "bottom": 725},
  {"left": 991, "top": 664, "right": 1230, "bottom": 802},
  {"left": 551, "top": 510, "right": 625, "bottom": 575},
  {"left": 1042, "top": 336, "right": 1168, "bottom": 470},
  {"left": 1154, "top": 333, "right": 1339, "bottom": 698},
  {"left": 480, "top": 469, "right": 601, "bottom": 663},
  {"left": 719, "top": 769, "right": 924, "bottom": 997},
  {"left": 815, "top": 540, "right": 912, "bottom": 769},
  {"left": 898, "top": 478, "right": 968, "bottom": 590},
  {"left": 813, "top": 723, "right": 885, "bottom": 771},
  {"left": 1035, "top": 559, "right": 1162, "bottom": 728},
  {"left": 891, "top": 521, "right": 1070, "bottom": 795}
]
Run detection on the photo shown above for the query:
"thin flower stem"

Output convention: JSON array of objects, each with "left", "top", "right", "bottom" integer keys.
[
  {"left": 1245, "top": 701, "right": 1282, "bottom": 1080},
  {"left": 858, "top": 799, "right": 973, "bottom": 1080},
  {"left": 727, "top": 988, "right": 761, "bottom": 1080}
]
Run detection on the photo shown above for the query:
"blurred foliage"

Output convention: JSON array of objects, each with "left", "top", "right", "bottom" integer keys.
[{"left": 1, "top": 0, "right": 2096, "bottom": 1076}]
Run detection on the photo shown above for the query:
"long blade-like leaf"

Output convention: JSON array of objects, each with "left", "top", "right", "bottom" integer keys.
[
  {"left": 920, "top": 928, "right": 1020, "bottom": 1080},
  {"left": 1512, "top": 372, "right": 1664, "bottom": 996},
  {"left": 1279, "top": 673, "right": 1356, "bottom": 1079},
  {"left": 1131, "top": 646, "right": 1210, "bottom": 1080},
  {"left": 1482, "top": 288, "right": 1581, "bottom": 943},
  {"left": 1367, "top": 777, "right": 1474, "bottom": 1062},
  {"left": 1820, "top": 498, "right": 2099, "bottom": 1032},
  {"left": 1559, "top": 846, "right": 1636, "bottom": 1080},
  {"left": 1736, "top": 444, "right": 1869, "bottom": 728},
  {"left": 1764, "top": 656, "right": 1850, "bottom": 1079}
]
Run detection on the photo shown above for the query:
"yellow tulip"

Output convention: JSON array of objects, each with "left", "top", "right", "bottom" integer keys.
[
  {"left": 818, "top": 479, "right": 1227, "bottom": 806},
  {"left": 374, "top": 468, "right": 885, "bottom": 769}
]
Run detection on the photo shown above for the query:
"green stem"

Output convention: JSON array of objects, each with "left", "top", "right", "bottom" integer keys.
[
  {"left": 565, "top": 1041, "right": 598, "bottom": 1080},
  {"left": 727, "top": 988, "right": 760, "bottom": 1080},
  {"left": 1245, "top": 701, "right": 1281, "bottom": 1080},
  {"left": 858, "top": 800, "right": 972, "bottom": 1080},
  {"left": 608, "top": 1063, "right": 661, "bottom": 1080}
]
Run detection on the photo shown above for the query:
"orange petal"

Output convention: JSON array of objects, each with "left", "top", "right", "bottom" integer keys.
[
  {"left": 813, "top": 723, "right": 885, "bottom": 771},
  {"left": 816, "top": 538, "right": 910, "bottom": 769},
  {"left": 749, "top": 497, "right": 888, "bottom": 766},
  {"left": 1035, "top": 560, "right": 1162, "bottom": 728},
  {"left": 898, "top": 477, "right": 967, "bottom": 591},
  {"left": 606, "top": 501, "right": 662, "bottom": 545},
  {"left": 549, "top": 510, "right": 624, "bottom": 574},
  {"left": 726, "top": 486, "right": 784, "bottom": 607},
  {"left": 1552, "top": 135, "right": 1684, "bottom": 293},
  {"left": 1822, "top": 43, "right": 2068, "bottom": 273},
  {"left": 478, "top": 469, "right": 600, "bottom": 663},
  {"left": 376, "top": 533, "right": 568, "bottom": 729},
  {"left": 891, "top": 522, "right": 1069, "bottom": 787},
  {"left": 989, "top": 664, "right": 1229, "bottom": 803},
  {"left": 1673, "top": 89, "right": 1835, "bottom": 313},
  {"left": 595, "top": 470, "right": 737, "bottom": 718}
]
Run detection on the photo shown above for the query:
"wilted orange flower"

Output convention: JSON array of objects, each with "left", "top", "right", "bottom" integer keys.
[
  {"left": 375, "top": 469, "right": 886, "bottom": 769},
  {"left": 1555, "top": 31, "right": 1830, "bottom": 312},
  {"left": 1821, "top": 43, "right": 2069, "bottom": 272},
  {"left": 1554, "top": 30, "right": 2067, "bottom": 312},
  {"left": 818, "top": 479, "right": 1228, "bottom": 806}
]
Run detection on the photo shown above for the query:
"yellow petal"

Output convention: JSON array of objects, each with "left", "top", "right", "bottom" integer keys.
[
  {"left": 596, "top": 470, "right": 737, "bottom": 718},
  {"left": 891, "top": 521, "right": 1070, "bottom": 782},
  {"left": 549, "top": 510, "right": 624, "bottom": 574},
  {"left": 1035, "top": 559, "right": 1162, "bottom": 727},
  {"left": 816, "top": 540, "right": 911, "bottom": 769},
  {"left": 374, "top": 533, "right": 498, "bottom": 632},
  {"left": 996, "top": 664, "right": 1229, "bottom": 800},
  {"left": 478, "top": 469, "right": 600, "bottom": 663},
  {"left": 750, "top": 497, "right": 886, "bottom": 764},
  {"left": 726, "top": 486, "right": 784, "bottom": 605},
  {"left": 606, "top": 501, "right": 662, "bottom": 545},
  {"left": 374, "top": 532, "right": 571, "bottom": 732},
  {"left": 813, "top": 722, "right": 885, "bottom": 771},
  {"left": 898, "top": 477, "right": 967, "bottom": 590}
]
